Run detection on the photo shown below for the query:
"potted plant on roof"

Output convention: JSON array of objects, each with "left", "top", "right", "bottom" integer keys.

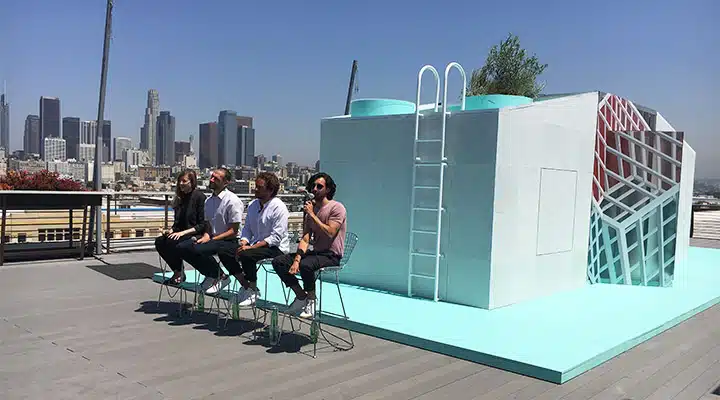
[
  {"left": 464, "top": 33, "right": 548, "bottom": 110},
  {"left": 0, "top": 170, "right": 94, "bottom": 209}
]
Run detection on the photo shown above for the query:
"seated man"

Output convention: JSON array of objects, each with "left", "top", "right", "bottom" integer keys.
[
  {"left": 178, "top": 167, "right": 244, "bottom": 294},
  {"left": 231, "top": 172, "right": 290, "bottom": 306},
  {"left": 272, "top": 172, "right": 347, "bottom": 319}
]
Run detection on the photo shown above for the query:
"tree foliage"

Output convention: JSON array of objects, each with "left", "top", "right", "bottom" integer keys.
[
  {"left": 466, "top": 33, "right": 548, "bottom": 98},
  {"left": 0, "top": 170, "right": 87, "bottom": 191}
]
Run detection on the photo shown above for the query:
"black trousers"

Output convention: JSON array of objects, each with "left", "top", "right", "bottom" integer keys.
[
  {"left": 154, "top": 234, "right": 196, "bottom": 272},
  {"left": 272, "top": 250, "right": 341, "bottom": 292},
  {"left": 177, "top": 238, "right": 240, "bottom": 279},
  {"left": 233, "top": 247, "right": 284, "bottom": 283}
]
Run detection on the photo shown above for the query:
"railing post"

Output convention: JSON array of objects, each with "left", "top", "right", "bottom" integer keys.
[
  {"left": 164, "top": 194, "right": 169, "bottom": 231},
  {"left": 690, "top": 207, "right": 694, "bottom": 238},
  {"left": 69, "top": 208, "right": 74, "bottom": 248},
  {"left": 106, "top": 194, "right": 111, "bottom": 253}
]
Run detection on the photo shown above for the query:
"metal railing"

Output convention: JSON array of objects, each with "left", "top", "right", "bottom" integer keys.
[
  {"left": 691, "top": 206, "right": 720, "bottom": 240},
  {"left": 0, "top": 190, "right": 307, "bottom": 258},
  {"left": 2, "top": 190, "right": 717, "bottom": 263}
]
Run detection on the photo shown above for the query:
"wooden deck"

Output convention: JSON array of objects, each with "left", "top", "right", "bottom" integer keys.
[{"left": 0, "top": 242, "right": 718, "bottom": 399}]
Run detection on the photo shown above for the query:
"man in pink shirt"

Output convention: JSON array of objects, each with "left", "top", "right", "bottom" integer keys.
[{"left": 272, "top": 172, "right": 347, "bottom": 318}]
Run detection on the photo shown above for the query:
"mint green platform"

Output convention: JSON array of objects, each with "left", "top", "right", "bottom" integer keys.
[{"left": 152, "top": 246, "right": 720, "bottom": 384}]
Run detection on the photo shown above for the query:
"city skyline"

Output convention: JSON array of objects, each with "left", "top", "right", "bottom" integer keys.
[
  {"left": 2, "top": 88, "right": 304, "bottom": 167},
  {"left": 0, "top": 0, "right": 717, "bottom": 174}
]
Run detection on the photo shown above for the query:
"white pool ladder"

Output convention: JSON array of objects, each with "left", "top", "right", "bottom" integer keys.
[{"left": 408, "top": 62, "right": 467, "bottom": 301}]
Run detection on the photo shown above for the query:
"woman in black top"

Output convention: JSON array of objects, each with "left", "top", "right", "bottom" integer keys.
[{"left": 155, "top": 169, "right": 206, "bottom": 284}]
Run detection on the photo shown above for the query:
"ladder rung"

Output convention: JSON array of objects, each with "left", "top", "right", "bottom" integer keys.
[
  {"left": 411, "top": 229, "right": 437, "bottom": 234},
  {"left": 414, "top": 185, "right": 440, "bottom": 190},
  {"left": 410, "top": 273, "right": 436, "bottom": 280},
  {"left": 411, "top": 251, "right": 442, "bottom": 258},
  {"left": 413, "top": 207, "right": 443, "bottom": 212},
  {"left": 416, "top": 139, "right": 442, "bottom": 143},
  {"left": 414, "top": 157, "right": 447, "bottom": 163}
]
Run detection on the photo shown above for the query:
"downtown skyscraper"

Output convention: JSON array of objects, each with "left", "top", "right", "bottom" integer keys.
[
  {"left": 156, "top": 111, "right": 175, "bottom": 166},
  {"left": 39, "top": 96, "right": 60, "bottom": 159},
  {"left": 0, "top": 82, "right": 9, "bottom": 155},
  {"left": 140, "top": 89, "right": 159, "bottom": 165}
]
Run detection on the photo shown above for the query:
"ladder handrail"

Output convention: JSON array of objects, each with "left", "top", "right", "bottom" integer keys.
[
  {"left": 408, "top": 65, "right": 441, "bottom": 298},
  {"left": 442, "top": 62, "right": 467, "bottom": 117},
  {"left": 429, "top": 62, "right": 465, "bottom": 301},
  {"left": 415, "top": 65, "right": 441, "bottom": 117}
]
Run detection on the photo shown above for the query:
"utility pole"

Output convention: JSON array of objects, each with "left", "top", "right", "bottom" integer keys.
[
  {"left": 91, "top": 0, "right": 113, "bottom": 255},
  {"left": 343, "top": 60, "right": 358, "bottom": 115}
]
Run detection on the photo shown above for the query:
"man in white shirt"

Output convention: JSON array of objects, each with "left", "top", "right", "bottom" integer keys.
[
  {"left": 230, "top": 172, "right": 290, "bottom": 306},
  {"left": 178, "top": 167, "right": 244, "bottom": 294}
]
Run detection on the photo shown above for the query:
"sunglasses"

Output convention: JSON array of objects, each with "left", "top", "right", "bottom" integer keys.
[{"left": 313, "top": 183, "right": 324, "bottom": 190}]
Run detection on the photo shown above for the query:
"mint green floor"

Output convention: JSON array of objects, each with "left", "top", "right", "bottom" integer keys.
[{"left": 152, "top": 246, "right": 720, "bottom": 384}]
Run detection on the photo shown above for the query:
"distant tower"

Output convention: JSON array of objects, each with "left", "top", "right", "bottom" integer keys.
[
  {"left": 0, "top": 81, "right": 9, "bottom": 155},
  {"left": 140, "top": 89, "right": 159, "bottom": 165},
  {"left": 189, "top": 134, "right": 194, "bottom": 154}
]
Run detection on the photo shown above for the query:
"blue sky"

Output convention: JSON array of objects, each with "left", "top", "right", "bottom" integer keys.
[{"left": 0, "top": 0, "right": 718, "bottom": 176}]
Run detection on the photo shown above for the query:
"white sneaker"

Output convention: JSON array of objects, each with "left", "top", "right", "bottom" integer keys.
[
  {"left": 287, "top": 297, "right": 308, "bottom": 315},
  {"left": 299, "top": 299, "right": 316, "bottom": 319},
  {"left": 200, "top": 278, "right": 214, "bottom": 291},
  {"left": 206, "top": 276, "right": 230, "bottom": 294},
  {"left": 237, "top": 288, "right": 259, "bottom": 307}
]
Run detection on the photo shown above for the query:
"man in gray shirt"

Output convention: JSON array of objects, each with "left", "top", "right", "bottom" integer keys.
[{"left": 178, "top": 167, "right": 244, "bottom": 295}]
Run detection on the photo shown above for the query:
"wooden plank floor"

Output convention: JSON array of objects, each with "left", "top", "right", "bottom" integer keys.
[{"left": 0, "top": 246, "right": 718, "bottom": 400}]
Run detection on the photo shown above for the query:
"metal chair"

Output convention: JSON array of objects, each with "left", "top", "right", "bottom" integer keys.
[
  {"left": 219, "top": 263, "right": 267, "bottom": 337},
  {"left": 156, "top": 254, "right": 193, "bottom": 316},
  {"left": 260, "top": 231, "right": 359, "bottom": 357}
]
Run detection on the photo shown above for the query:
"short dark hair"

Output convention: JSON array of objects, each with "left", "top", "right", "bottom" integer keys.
[
  {"left": 216, "top": 167, "right": 232, "bottom": 182},
  {"left": 256, "top": 172, "right": 280, "bottom": 197},
  {"left": 306, "top": 172, "right": 337, "bottom": 200}
]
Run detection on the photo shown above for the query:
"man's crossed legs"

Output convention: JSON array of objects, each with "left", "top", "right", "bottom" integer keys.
[
  {"left": 272, "top": 250, "right": 341, "bottom": 318},
  {"left": 177, "top": 238, "right": 238, "bottom": 294}
]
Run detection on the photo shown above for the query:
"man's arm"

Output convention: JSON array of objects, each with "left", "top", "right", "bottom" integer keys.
[
  {"left": 290, "top": 214, "right": 312, "bottom": 267},
  {"left": 252, "top": 203, "right": 289, "bottom": 250},
  {"left": 214, "top": 197, "right": 243, "bottom": 241},
  {"left": 239, "top": 202, "right": 254, "bottom": 246},
  {"left": 308, "top": 203, "right": 344, "bottom": 239},
  {"left": 212, "top": 223, "right": 240, "bottom": 241}
]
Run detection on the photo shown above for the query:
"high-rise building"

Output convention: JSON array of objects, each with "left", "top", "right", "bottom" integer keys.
[
  {"left": 140, "top": 89, "right": 159, "bottom": 165},
  {"left": 254, "top": 154, "right": 266, "bottom": 169},
  {"left": 236, "top": 116, "right": 253, "bottom": 129},
  {"left": 174, "top": 141, "right": 191, "bottom": 163},
  {"left": 62, "top": 117, "right": 81, "bottom": 160},
  {"left": 113, "top": 137, "right": 131, "bottom": 161},
  {"left": 239, "top": 126, "right": 255, "bottom": 167},
  {"left": 0, "top": 82, "right": 9, "bottom": 155},
  {"left": 156, "top": 111, "right": 175, "bottom": 166},
  {"left": 199, "top": 122, "right": 218, "bottom": 169},
  {"left": 43, "top": 137, "right": 66, "bottom": 161},
  {"left": 81, "top": 120, "right": 97, "bottom": 145},
  {"left": 78, "top": 144, "right": 94, "bottom": 162},
  {"left": 23, "top": 115, "right": 40, "bottom": 155},
  {"left": 218, "top": 110, "right": 238, "bottom": 167},
  {"left": 101, "top": 120, "right": 111, "bottom": 162},
  {"left": 272, "top": 154, "right": 283, "bottom": 167},
  {"left": 39, "top": 97, "right": 61, "bottom": 158},
  {"left": 40, "top": 98, "right": 60, "bottom": 138}
]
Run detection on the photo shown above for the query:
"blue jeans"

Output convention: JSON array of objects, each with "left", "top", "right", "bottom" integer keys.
[{"left": 177, "top": 238, "right": 240, "bottom": 279}]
